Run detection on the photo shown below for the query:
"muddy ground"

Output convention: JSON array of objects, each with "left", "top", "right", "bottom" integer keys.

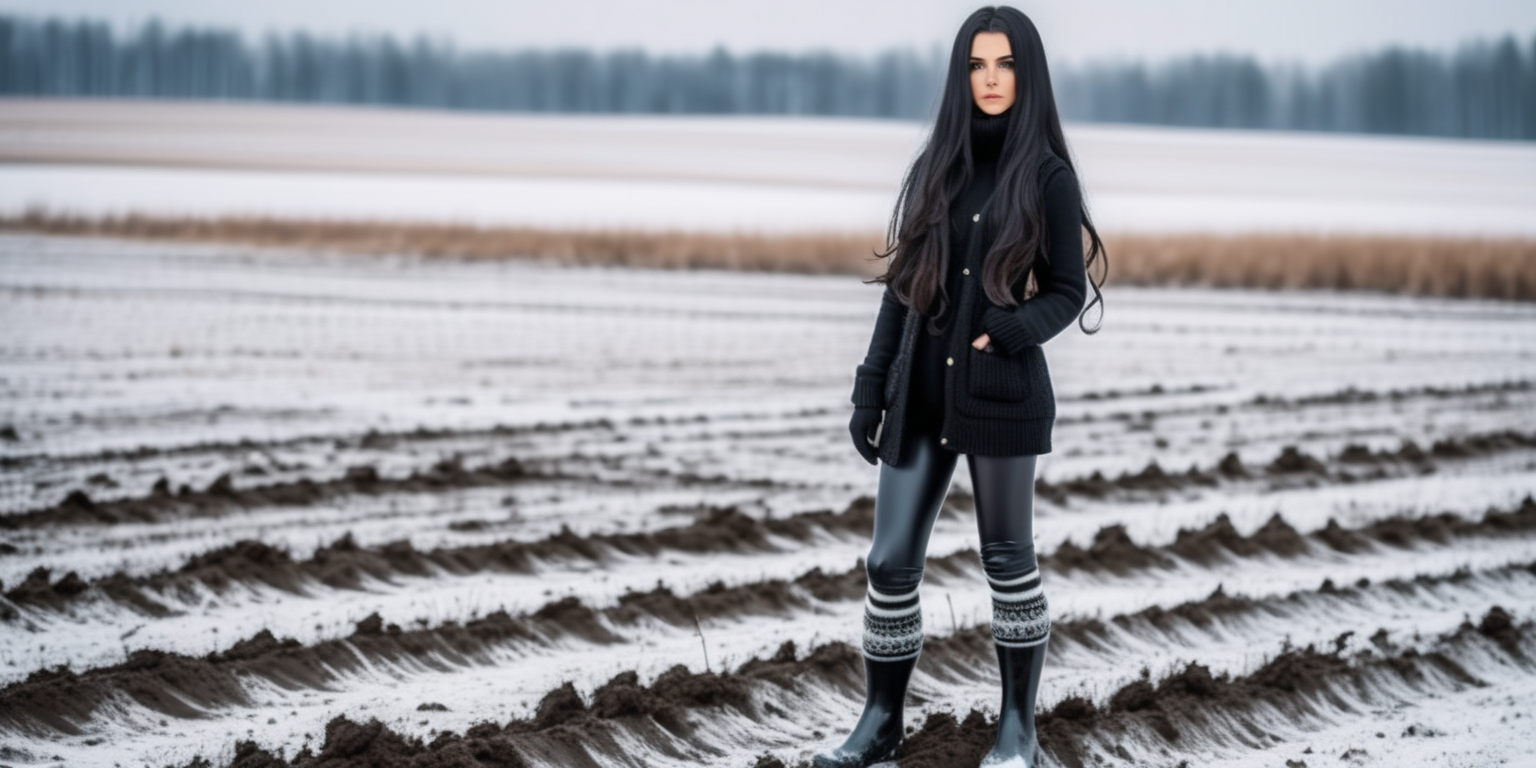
[{"left": 2, "top": 234, "right": 1535, "bottom": 767}]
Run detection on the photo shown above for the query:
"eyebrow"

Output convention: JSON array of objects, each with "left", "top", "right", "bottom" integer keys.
[{"left": 969, "top": 55, "right": 1015, "bottom": 61}]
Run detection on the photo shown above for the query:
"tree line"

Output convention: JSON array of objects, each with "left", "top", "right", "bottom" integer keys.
[{"left": 2, "top": 14, "right": 1532, "bottom": 139}]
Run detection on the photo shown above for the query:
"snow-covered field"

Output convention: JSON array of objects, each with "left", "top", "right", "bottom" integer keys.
[
  {"left": 4, "top": 98, "right": 1536, "bottom": 236},
  {"left": 2, "top": 232, "right": 1535, "bottom": 767}
]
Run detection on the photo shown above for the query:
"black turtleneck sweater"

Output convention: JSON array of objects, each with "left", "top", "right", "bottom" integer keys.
[{"left": 908, "top": 108, "right": 1010, "bottom": 435}]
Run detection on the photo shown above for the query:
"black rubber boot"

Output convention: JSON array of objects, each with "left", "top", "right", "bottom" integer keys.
[
  {"left": 812, "top": 653, "right": 919, "bottom": 767},
  {"left": 980, "top": 635, "right": 1048, "bottom": 767}
]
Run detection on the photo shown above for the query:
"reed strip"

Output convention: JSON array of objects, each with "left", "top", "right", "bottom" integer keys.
[{"left": 4, "top": 210, "right": 1533, "bottom": 301}]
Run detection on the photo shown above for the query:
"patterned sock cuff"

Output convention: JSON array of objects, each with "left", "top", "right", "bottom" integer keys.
[
  {"left": 988, "top": 567, "right": 1051, "bottom": 647},
  {"left": 862, "top": 585, "right": 924, "bottom": 661}
]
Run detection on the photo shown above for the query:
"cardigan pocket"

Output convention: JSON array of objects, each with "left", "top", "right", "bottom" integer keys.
[{"left": 965, "top": 346, "right": 1031, "bottom": 402}]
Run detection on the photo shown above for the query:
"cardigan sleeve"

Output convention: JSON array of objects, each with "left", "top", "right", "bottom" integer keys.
[
  {"left": 850, "top": 284, "right": 905, "bottom": 408},
  {"left": 980, "top": 164, "right": 1089, "bottom": 355}
]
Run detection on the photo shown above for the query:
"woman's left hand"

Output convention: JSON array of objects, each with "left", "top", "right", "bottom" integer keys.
[{"left": 971, "top": 333, "right": 992, "bottom": 351}]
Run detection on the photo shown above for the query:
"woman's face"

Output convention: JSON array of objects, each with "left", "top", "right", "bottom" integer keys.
[{"left": 969, "top": 31, "right": 1015, "bottom": 115}]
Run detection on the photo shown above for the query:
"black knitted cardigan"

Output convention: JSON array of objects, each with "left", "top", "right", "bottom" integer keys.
[{"left": 850, "top": 119, "right": 1088, "bottom": 463}]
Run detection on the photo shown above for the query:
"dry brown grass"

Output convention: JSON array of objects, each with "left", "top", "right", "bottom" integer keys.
[
  {"left": 0, "top": 210, "right": 891, "bottom": 277},
  {"left": 1105, "top": 232, "right": 1536, "bottom": 302},
  {"left": 3, "top": 211, "right": 1533, "bottom": 301}
]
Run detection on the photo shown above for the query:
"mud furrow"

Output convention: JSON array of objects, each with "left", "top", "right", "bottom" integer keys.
[
  {"left": 1, "top": 408, "right": 833, "bottom": 518},
  {"left": 151, "top": 595, "right": 1532, "bottom": 768},
  {"left": 0, "top": 423, "right": 553, "bottom": 471},
  {"left": 0, "top": 497, "right": 880, "bottom": 616},
  {"left": 0, "top": 548, "right": 957, "bottom": 738},
  {"left": 1059, "top": 377, "right": 1533, "bottom": 408},
  {"left": 0, "top": 420, "right": 605, "bottom": 494},
  {"left": 3, "top": 454, "right": 574, "bottom": 530},
  {"left": 1247, "top": 378, "right": 1533, "bottom": 409},
  {"left": 5, "top": 489, "right": 1533, "bottom": 634},
  {"left": 1035, "top": 427, "right": 1536, "bottom": 506},
  {"left": 1054, "top": 377, "right": 1536, "bottom": 437},
  {"left": 1046, "top": 375, "right": 1536, "bottom": 484},
  {"left": 7, "top": 377, "right": 1524, "bottom": 474},
  {"left": 10, "top": 423, "right": 1533, "bottom": 532},
  {"left": 1050, "top": 493, "right": 1536, "bottom": 575},
  {"left": 6, "top": 215, "right": 1536, "bottom": 768},
  {"left": 6, "top": 426, "right": 1526, "bottom": 605},
  {"left": 3, "top": 503, "right": 1531, "bottom": 744},
  {"left": 894, "top": 608, "right": 1530, "bottom": 768},
  {"left": 3, "top": 546, "right": 1523, "bottom": 761},
  {"left": 6, "top": 501, "right": 1528, "bottom": 701}
]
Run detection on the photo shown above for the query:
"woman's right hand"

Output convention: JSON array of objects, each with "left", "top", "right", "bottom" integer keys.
[{"left": 849, "top": 406, "right": 883, "bottom": 465}]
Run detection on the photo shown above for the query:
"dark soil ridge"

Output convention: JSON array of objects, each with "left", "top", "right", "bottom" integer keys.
[
  {"left": 4, "top": 515, "right": 1529, "bottom": 750},
  {"left": 0, "top": 404, "right": 830, "bottom": 475},
  {"left": 0, "top": 452, "right": 582, "bottom": 529},
  {"left": 0, "top": 419, "right": 626, "bottom": 472},
  {"left": 6, "top": 482, "right": 1533, "bottom": 626},
  {"left": 1061, "top": 378, "right": 1531, "bottom": 408},
  {"left": 1258, "top": 378, "right": 1532, "bottom": 408},
  {"left": 1065, "top": 382, "right": 1223, "bottom": 402},
  {"left": 166, "top": 592, "right": 1532, "bottom": 768},
  {"left": 0, "top": 542, "right": 958, "bottom": 738},
  {"left": 11, "top": 421, "right": 1532, "bottom": 535},
  {"left": 8, "top": 378, "right": 1516, "bottom": 476},
  {"left": 2, "top": 432, "right": 826, "bottom": 531},
  {"left": 1035, "top": 427, "right": 1536, "bottom": 505},
  {"left": 893, "top": 604, "right": 1530, "bottom": 768},
  {"left": 0, "top": 495, "right": 892, "bottom": 614},
  {"left": 7, "top": 530, "right": 1491, "bottom": 741},
  {"left": 1045, "top": 492, "right": 1536, "bottom": 576},
  {"left": 1054, "top": 378, "right": 1533, "bottom": 432}
]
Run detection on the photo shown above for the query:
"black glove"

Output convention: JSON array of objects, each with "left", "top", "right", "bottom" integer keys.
[{"left": 849, "top": 406, "right": 883, "bottom": 465}]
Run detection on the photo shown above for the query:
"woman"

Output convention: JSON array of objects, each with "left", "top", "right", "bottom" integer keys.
[{"left": 817, "top": 6, "right": 1106, "bottom": 768}]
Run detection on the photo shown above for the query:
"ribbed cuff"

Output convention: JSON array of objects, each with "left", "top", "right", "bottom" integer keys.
[
  {"left": 982, "top": 307, "right": 1032, "bottom": 356},
  {"left": 851, "top": 375, "right": 886, "bottom": 408}
]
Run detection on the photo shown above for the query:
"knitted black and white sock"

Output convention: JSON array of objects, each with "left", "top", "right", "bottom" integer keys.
[
  {"left": 988, "top": 565, "right": 1050, "bottom": 647},
  {"left": 862, "top": 584, "right": 924, "bottom": 661}
]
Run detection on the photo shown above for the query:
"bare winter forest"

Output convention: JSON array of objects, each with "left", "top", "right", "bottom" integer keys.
[{"left": 4, "top": 12, "right": 1534, "bottom": 139}]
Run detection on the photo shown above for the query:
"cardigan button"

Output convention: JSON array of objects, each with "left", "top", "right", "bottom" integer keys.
[
  {"left": 962, "top": 268, "right": 970, "bottom": 275},
  {"left": 946, "top": 357, "right": 953, "bottom": 366},
  {"left": 940, "top": 437, "right": 948, "bottom": 445},
  {"left": 971, "top": 213, "right": 979, "bottom": 222}
]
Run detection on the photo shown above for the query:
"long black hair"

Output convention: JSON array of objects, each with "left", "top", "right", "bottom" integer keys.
[{"left": 873, "top": 5, "right": 1106, "bottom": 334}]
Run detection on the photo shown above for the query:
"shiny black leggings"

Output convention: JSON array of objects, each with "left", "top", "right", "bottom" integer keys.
[{"left": 866, "top": 420, "right": 1038, "bottom": 596}]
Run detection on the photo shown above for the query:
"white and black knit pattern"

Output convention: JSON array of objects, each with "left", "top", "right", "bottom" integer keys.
[
  {"left": 987, "top": 566, "right": 1050, "bottom": 647},
  {"left": 862, "top": 585, "right": 924, "bottom": 661}
]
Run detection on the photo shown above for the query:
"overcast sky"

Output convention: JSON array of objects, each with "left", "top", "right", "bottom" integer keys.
[{"left": 4, "top": 0, "right": 1534, "bottom": 67}]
